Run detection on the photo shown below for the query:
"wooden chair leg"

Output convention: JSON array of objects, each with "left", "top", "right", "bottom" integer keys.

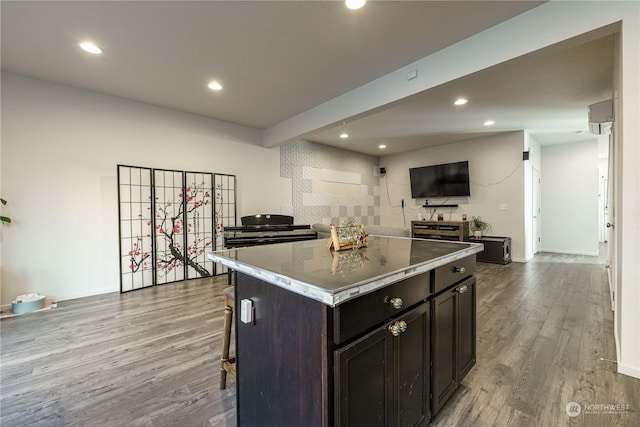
[{"left": 220, "top": 296, "right": 233, "bottom": 390}]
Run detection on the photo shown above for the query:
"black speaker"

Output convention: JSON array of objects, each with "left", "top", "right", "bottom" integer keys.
[
  {"left": 523, "top": 151, "right": 530, "bottom": 161},
  {"left": 380, "top": 167, "right": 386, "bottom": 174}
]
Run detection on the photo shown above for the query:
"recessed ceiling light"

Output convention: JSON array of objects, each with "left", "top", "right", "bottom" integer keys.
[
  {"left": 207, "top": 81, "right": 223, "bottom": 91},
  {"left": 484, "top": 120, "right": 495, "bottom": 126},
  {"left": 379, "top": 144, "right": 387, "bottom": 149},
  {"left": 79, "top": 42, "right": 102, "bottom": 55},
  {"left": 340, "top": 132, "right": 349, "bottom": 139},
  {"left": 454, "top": 98, "right": 468, "bottom": 106},
  {"left": 345, "top": 0, "right": 366, "bottom": 10}
]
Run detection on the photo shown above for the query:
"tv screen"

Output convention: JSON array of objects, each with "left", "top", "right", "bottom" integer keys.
[{"left": 409, "top": 161, "right": 471, "bottom": 198}]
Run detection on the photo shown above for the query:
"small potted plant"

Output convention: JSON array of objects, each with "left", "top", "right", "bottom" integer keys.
[
  {"left": 1, "top": 198, "right": 11, "bottom": 224},
  {"left": 470, "top": 216, "right": 490, "bottom": 238}
]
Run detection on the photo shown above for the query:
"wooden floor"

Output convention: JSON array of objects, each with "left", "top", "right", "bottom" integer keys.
[
  {"left": 1, "top": 252, "right": 639, "bottom": 426},
  {"left": 433, "top": 252, "right": 640, "bottom": 427}
]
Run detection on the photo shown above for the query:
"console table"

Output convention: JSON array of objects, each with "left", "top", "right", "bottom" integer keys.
[{"left": 411, "top": 220, "right": 469, "bottom": 242}]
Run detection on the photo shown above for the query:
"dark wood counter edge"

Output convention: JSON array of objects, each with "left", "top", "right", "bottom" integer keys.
[{"left": 208, "top": 239, "right": 483, "bottom": 307}]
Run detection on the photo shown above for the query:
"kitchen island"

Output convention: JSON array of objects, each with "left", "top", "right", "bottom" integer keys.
[{"left": 209, "top": 236, "right": 483, "bottom": 426}]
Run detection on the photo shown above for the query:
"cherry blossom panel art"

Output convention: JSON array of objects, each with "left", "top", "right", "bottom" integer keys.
[
  {"left": 184, "top": 172, "right": 214, "bottom": 279},
  {"left": 118, "top": 165, "right": 153, "bottom": 292},
  {"left": 153, "top": 169, "right": 186, "bottom": 285},
  {"left": 214, "top": 174, "right": 237, "bottom": 276}
]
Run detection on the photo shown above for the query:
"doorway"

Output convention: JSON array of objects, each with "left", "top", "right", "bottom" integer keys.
[{"left": 532, "top": 168, "right": 541, "bottom": 254}]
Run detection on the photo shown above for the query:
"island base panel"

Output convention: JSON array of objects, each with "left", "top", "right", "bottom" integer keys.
[{"left": 235, "top": 273, "right": 332, "bottom": 427}]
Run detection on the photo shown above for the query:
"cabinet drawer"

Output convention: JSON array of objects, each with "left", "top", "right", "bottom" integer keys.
[
  {"left": 333, "top": 273, "right": 430, "bottom": 345},
  {"left": 432, "top": 256, "right": 475, "bottom": 294}
]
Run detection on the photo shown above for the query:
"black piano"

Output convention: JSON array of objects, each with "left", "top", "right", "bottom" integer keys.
[
  {"left": 223, "top": 215, "right": 317, "bottom": 285},
  {"left": 223, "top": 214, "right": 317, "bottom": 249}
]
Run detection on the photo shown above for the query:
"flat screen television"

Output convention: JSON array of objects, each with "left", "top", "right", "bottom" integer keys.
[{"left": 409, "top": 161, "right": 471, "bottom": 198}]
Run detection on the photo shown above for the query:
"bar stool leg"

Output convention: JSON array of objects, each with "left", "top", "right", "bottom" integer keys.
[{"left": 220, "top": 294, "right": 233, "bottom": 389}]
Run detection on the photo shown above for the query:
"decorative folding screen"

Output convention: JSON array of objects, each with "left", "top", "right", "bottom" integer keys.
[{"left": 118, "top": 165, "right": 236, "bottom": 292}]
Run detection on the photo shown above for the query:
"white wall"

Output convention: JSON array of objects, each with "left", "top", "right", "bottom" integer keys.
[
  {"left": 540, "top": 140, "right": 599, "bottom": 255},
  {"left": 614, "top": 13, "right": 640, "bottom": 379},
  {"left": 0, "top": 73, "right": 291, "bottom": 305},
  {"left": 380, "top": 132, "right": 527, "bottom": 261}
]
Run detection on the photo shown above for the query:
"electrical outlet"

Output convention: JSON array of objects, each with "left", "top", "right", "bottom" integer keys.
[
  {"left": 500, "top": 203, "right": 508, "bottom": 210},
  {"left": 241, "top": 299, "right": 253, "bottom": 324}
]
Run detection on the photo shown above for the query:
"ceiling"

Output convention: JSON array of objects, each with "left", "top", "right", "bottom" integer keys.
[
  {"left": 308, "top": 28, "right": 615, "bottom": 155},
  {"left": 1, "top": 1, "right": 614, "bottom": 157}
]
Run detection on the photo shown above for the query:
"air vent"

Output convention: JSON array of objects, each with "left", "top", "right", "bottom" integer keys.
[{"left": 588, "top": 99, "right": 613, "bottom": 135}]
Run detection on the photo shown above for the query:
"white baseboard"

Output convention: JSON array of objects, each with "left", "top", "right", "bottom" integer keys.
[
  {"left": 539, "top": 248, "right": 599, "bottom": 256},
  {"left": 618, "top": 362, "right": 640, "bottom": 380}
]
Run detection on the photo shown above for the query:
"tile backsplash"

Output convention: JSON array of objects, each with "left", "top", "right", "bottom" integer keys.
[{"left": 280, "top": 140, "right": 380, "bottom": 226}]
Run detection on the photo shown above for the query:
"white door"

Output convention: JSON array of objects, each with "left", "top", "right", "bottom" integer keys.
[{"left": 532, "top": 168, "right": 541, "bottom": 254}]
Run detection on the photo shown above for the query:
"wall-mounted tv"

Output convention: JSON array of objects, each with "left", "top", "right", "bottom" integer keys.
[{"left": 409, "top": 161, "right": 471, "bottom": 198}]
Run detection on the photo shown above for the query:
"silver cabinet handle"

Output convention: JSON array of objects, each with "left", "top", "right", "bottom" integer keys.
[
  {"left": 457, "top": 285, "right": 468, "bottom": 294},
  {"left": 389, "top": 297, "right": 403, "bottom": 310},
  {"left": 388, "top": 320, "right": 408, "bottom": 336},
  {"left": 454, "top": 266, "right": 466, "bottom": 274}
]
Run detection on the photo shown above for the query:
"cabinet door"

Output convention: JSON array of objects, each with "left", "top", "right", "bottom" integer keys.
[
  {"left": 431, "top": 276, "right": 477, "bottom": 416},
  {"left": 335, "top": 327, "right": 390, "bottom": 427},
  {"left": 393, "top": 302, "right": 430, "bottom": 426},
  {"left": 457, "top": 277, "right": 476, "bottom": 380},
  {"left": 335, "top": 303, "right": 430, "bottom": 427},
  {"left": 431, "top": 288, "right": 457, "bottom": 416}
]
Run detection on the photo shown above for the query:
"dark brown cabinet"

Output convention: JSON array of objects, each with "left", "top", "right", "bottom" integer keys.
[
  {"left": 431, "top": 276, "right": 476, "bottom": 416},
  {"left": 232, "top": 252, "right": 477, "bottom": 426},
  {"left": 335, "top": 302, "right": 431, "bottom": 427}
]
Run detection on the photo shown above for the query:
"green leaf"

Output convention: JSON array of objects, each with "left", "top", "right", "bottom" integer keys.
[{"left": 1, "top": 216, "right": 11, "bottom": 224}]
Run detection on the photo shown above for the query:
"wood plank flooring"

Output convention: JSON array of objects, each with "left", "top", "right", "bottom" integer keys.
[
  {"left": 1, "top": 252, "right": 639, "bottom": 426},
  {"left": 1, "top": 278, "right": 237, "bottom": 426},
  {"left": 434, "top": 252, "right": 640, "bottom": 427}
]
